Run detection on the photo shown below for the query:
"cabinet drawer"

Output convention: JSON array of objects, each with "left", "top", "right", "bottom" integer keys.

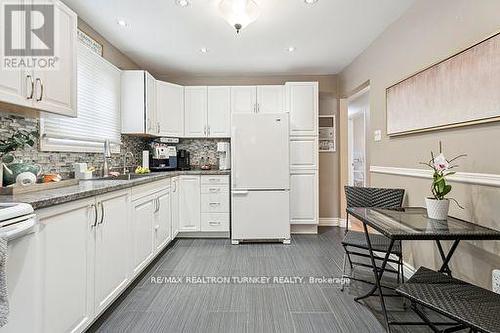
[
  {"left": 201, "top": 213, "right": 229, "bottom": 232},
  {"left": 201, "top": 192, "right": 229, "bottom": 212},
  {"left": 201, "top": 175, "right": 229, "bottom": 185},
  {"left": 201, "top": 184, "right": 229, "bottom": 194}
]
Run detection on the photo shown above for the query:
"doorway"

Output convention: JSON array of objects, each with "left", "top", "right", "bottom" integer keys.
[{"left": 347, "top": 89, "right": 369, "bottom": 187}]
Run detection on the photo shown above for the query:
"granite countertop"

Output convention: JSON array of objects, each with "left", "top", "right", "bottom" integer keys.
[{"left": 0, "top": 169, "right": 230, "bottom": 210}]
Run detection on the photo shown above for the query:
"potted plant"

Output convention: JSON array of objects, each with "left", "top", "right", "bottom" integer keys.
[
  {"left": 420, "top": 142, "right": 465, "bottom": 220},
  {"left": 0, "top": 130, "right": 38, "bottom": 187}
]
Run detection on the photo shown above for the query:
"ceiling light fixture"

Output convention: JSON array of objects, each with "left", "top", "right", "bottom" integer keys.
[
  {"left": 117, "top": 19, "right": 128, "bottom": 27},
  {"left": 200, "top": 48, "right": 209, "bottom": 53},
  {"left": 304, "top": 0, "right": 319, "bottom": 4},
  {"left": 287, "top": 46, "right": 296, "bottom": 52},
  {"left": 176, "top": 0, "right": 189, "bottom": 7},
  {"left": 219, "top": 0, "right": 260, "bottom": 34}
]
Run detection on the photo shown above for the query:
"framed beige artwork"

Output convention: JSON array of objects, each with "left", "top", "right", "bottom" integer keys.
[{"left": 386, "top": 31, "right": 500, "bottom": 136}]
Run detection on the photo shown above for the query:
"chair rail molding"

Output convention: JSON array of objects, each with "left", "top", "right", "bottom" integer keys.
[{"left": 370, "top": 166, "right": 500, "bottom": 188}]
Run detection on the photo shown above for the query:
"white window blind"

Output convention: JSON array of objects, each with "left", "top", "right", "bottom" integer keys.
[{"left": 40, "top": 42, "right": 122, "bottom": 153}]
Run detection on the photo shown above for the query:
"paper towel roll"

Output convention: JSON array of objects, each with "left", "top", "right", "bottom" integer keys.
[{"left": 16, "top": 172, "right": 37, "bottom": 186}]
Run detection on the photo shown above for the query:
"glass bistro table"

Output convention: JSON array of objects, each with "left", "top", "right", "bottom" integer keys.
[{"left": 346, "top": 207, "right": 500, "bottom": 332}]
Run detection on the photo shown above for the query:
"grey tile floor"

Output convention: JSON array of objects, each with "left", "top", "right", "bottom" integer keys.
[{"left": 89, "top": 227, "right": 434, "bottom": 333}]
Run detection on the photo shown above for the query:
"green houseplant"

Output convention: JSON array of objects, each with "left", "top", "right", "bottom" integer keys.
[
  {"left": 0, "top": 130, "right": 38, "bottom": 187},
  {"left": 420, "top": 142, "right": 465, "bottom": 220}
]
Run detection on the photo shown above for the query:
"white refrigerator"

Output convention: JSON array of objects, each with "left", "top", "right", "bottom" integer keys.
[{"left": 231, "top": 113, "right": 291, "bottom": 244}]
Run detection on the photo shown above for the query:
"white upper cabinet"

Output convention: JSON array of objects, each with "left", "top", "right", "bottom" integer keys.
[
  {"left": 0, "top": 0, "right": 77, "bottom": 117},
  {"left": 185, "top": 86, "right": 231, "bottom": 138},
  {"left": 121, "top": 70, "right": 158, "bottom": 135},
  {"left": 34, "top": 0, "right": 77, "bottom": 117},
  {"left": 184, "top": 86, "right": 208, "bottom": 137},
  {"left": 257, "top": 85, "right": 284, "bottom": 113},
  {"left": 231, "top": 85, "right": 285, "bottom": 114},
  {"left": 145, "top": 72, "right": 157, "bottom": 135},
  {"left": 207, "top": 86, "right": 231, "bottom": 137},
  {"left": 157, "top": 81, "right": 184, "bottom": 137},
  {"left": 231, "top": 86, "right": 257, "bottom": 114},
  {"left": 286, "top": 82, "right": 319, "bottom": 136}
]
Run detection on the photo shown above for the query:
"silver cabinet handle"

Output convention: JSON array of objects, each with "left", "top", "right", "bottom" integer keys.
[
  {"left": 26, "top": 74, "right": 34, "bottom": 99},
  {"left": 209, "top": 188, "right": 220, "bottom": 193},
  {"left": 203, "top": 125, "right": 207, "bottom": 136},
  {"left": 90, "top": 204, "right": 98, "bottom": 228},
  {"left": 157, "top": 122, "right": 160, "bottom": 134},
  {"left": 208, "top": 221, "right": 221, "bottom": 226},
  {"left": 208, "top": 178, "right": 221, "bottom": 183},
  {"left": 98, "top": 202, "right": 104, "bottom": 225},
  {"left": 35, "top": 78, "right": 43, "bottom": 101},
  {"left": 257, "top": 103, "right": 260, "bottom": 113},
  {"left": 207, "top": 125, "right": 211, "bottom": 136},
  {"left": 156, "top": 198, "right": 160, "bottom": 213},
  {"left": 209, "top": 202, "right": 221, "bottom": 206}
]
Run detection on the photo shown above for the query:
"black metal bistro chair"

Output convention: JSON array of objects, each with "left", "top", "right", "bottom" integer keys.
[{"left": 341, "top": 186, "right": 405, "bottom": 291}]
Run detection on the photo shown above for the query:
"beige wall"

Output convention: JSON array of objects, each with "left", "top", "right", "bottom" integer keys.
[
  {"left": 166, "top": 75, "right": 340, "bottom": 219},
  {"left": 339, "top": 0, "right": 500, "bottom": 288},
  {"left": 78, "top": 18, "right": 140, "bottom": 70}
]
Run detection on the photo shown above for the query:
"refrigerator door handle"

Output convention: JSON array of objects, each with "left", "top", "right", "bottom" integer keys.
[{"left": 232, "top": 190, "right": 249, "bottom": 195}]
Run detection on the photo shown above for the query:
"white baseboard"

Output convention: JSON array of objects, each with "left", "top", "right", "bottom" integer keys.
[
  {"left": 339, "top": 218, "right": 348, "bottom": 228},
  {"left": 291, "top": 224, "right": 318, "bottom": 234},
  {"left": 319, "top": 218, "right": 339, "bottom": 226}
]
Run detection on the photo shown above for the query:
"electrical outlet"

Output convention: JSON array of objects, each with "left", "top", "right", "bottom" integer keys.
[
  {"left": 492, "top": 269, "right": 500, "bottom": 294},
  {"left": 374, "top": 130, "right": 382, "bottom": 142}
]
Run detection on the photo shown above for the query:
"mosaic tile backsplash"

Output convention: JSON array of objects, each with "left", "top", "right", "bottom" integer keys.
[{"left": 0, "top": 111, "right": 229, "bottom": 178}]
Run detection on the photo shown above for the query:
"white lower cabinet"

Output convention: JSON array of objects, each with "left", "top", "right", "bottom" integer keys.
[
  {"left": 93, "top": 190, "right": 130, "bottom": 315},
  {"left": 35, "top": 175, "right": 228, "bottom": 332},
  {"left": 179, "top": 176, "right": 201, "bottom": 231},
  {"left": 155, "top": 187, "right": 172, "bottom": 252},
  {"left": 131, "top": 194, "right": 156, "bottom": 276},
  {"left": 38, "top": 199, "right": 95, "bottom": 333},
  {"left": 290, "top": 170, "right": 318, "bottom": 225}
]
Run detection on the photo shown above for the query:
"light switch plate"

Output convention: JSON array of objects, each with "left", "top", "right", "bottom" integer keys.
[{"left": 374, "top": 130, "right": 382, "bottom": 142}]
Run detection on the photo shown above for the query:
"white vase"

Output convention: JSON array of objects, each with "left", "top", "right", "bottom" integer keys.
[{"left": 425, "top": 198, "right": 450, "bottom": 220}]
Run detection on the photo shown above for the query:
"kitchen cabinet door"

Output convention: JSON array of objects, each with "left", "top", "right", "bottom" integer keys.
[
  {"left": 286, "top": 82, "right": 318, "bottom": 136},
  {"left": 231, "top": 86, "right": 256, "bottom": 114},
  {"left": 131, "top": 195, "right": 155, "bottom": 276},
  {"left": 290, "top": 170, "right": 318, "bottom": 225},
  {"left": 38, "top": 198, "right": 95, "bottom": 333},
  {"left": 257, "top": 85, "right": 284, "bottom": 113},
  {"left": 184, "top": 86, "right": 207, "bottom": 137},
  {"left": 171, "top": 177, "right": 180, "bottom": 238},
  {"left": 179, "top": 176, "right": 201, "bottom": 232},
  {"left": 155, "top": 187, "right": 172, "bottom": 253},
  {"left": 145, "top": 72, "right": 157, "bottom": 135},
  {"left": 290, "top": 136, "right": 318, "bottom": 170},
  {"left": 207, "top": 86, "right": 231, "bottom": 137},
  {"left": 33, "top": 0, "right": 77, "bottom": 117},
  {"left": 0, "top": 0, "right": 29, "bottom": 108},
  {"left": 157, "top": 81, "right": 184, "bottom": 137},
  {"left": 94, "top": 190, "right": 130, "bottom": 316}
]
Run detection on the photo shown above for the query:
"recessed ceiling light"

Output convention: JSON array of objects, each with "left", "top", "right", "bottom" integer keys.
[
  {"left": 287, "top": 46, "right": 296, "bottom": 52},
  {"left": 304, "top": 0, "right": 318, "bottom": 4},
  {"left": 176, "top": 0, "right": 189, "bottom": 7},
  {"left": 200, "top": 48, "right": 209, "bottom": 53},
  {"left": 117, "top": 19, "right": 128, "bottom": 27}
]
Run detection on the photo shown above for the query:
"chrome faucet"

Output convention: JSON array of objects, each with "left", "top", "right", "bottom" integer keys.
[
  {"left": 123, "top": 151, "right": 134, "bottom": 175},
  {"left": 102, "top": 139, "right": 112, "bottom": 177}
]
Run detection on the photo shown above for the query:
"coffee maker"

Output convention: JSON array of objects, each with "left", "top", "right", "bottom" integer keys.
[
  {"left": 177, "top": 149, "right": 191, "bottom": 170},
  {"left": 217, "top": 142, "right": 231, "bottom": 170},
  {"left": 149, "top": 142, "right": 177, "bottom": 171}
]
